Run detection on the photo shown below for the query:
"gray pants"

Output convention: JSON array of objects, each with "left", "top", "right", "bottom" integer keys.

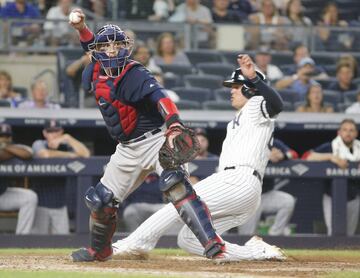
[
  {"left": 238, "top": 190, "right": 296, "bottom": 236},
  {"left": 323, "top": 194, "right": 360, "bottom": 236},
  {"left": 0, "top": 187, "right": 38, "bottom": 234},
  {"left": 123, "top": 202, "right": 182, "bottom": 235},
  {"left": 31, "top": 206, "right": 70, "bottom": 235}
]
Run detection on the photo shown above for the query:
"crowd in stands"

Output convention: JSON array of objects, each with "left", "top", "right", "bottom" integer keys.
[{"left": 0, "top": 0, "right": 360, "bottom": 236}]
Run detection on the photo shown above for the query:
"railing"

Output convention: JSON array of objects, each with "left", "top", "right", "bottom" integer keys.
[
  {"left": 1, "top": 19, "right": 360, "bottom": 53},
  {"left": 0, "top": 158, "right": 357, "bottom": 235}
]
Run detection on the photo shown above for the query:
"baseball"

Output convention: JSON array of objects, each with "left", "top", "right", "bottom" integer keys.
[{"left": 69, "top": 11, "right": 81, "bottom": 24}]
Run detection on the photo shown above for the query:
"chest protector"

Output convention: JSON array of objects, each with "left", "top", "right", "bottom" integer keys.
[{"left": 92, "top": 62, "right": 138, "bottom": 142}]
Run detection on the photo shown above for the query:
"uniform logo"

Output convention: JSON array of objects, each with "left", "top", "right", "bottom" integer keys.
[
  {"left": 150, "top": 84, "right": 155, "bottom": 88},
  {"left": 291, "top": 163, "right": 309, "bottom": 176},
  {"left": 67, "top": 161, "right": 86, "bottom": 173}
]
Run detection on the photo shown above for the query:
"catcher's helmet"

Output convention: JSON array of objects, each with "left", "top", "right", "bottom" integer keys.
[
  {"left": 90, "top": 24, "right": 134, "bottom": 77},
  {"left": 223, "top": 68, "right": 266, "bottom": 99}
]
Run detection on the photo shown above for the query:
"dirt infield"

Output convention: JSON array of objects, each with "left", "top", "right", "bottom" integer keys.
[{"left": 0, "top": 250, "right": 360, "bottom": 277}]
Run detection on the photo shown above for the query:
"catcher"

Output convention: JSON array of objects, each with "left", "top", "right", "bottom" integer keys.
[{"left": 69, "top": 9, "right": 226, "bottom": 262}]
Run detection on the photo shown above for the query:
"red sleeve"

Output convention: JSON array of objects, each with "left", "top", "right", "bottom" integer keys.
[
  {"left": 301, "top": 151, "right": 312, "bottom": 160},
  {"left": 79, "top": 26, "right": 94, "bottom": 42},
  {"left": 158, "top": 97, "right": 181, "bottom": 128}
]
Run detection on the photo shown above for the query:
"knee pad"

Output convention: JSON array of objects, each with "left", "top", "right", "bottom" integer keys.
[
  {"left": 159, "top": 169, "right": 192, "bottom": 202},
  {"left": 85, "top": 182, "right": 115, "bottom": 212}
]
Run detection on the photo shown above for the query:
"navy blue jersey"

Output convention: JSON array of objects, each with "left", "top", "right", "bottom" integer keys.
[
  {"left": 82, "top": 60, "right": 167, "bottom": 141},
  {"left": 312, "top": 142, "right": 359, "bottom": 200}
]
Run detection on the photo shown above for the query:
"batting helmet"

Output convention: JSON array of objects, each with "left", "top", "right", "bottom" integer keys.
[
  {"left": 90, "top": 24, "right": 134, "bottom": 77},
  {"left": 223, "top": 68, "right": 267, "bottom": 99}
]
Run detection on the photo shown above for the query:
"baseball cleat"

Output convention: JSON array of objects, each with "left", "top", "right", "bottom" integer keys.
[
  {"left": 71, "top": 247, "right": 112, "bottom": 262},
  {"left": 245, "top": 236, "right": 287, "bottom": 261}
]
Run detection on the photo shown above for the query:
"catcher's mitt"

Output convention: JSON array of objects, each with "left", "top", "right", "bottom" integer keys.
[{"left": 159, "top": 125, "right": 200, "bottom": 169}]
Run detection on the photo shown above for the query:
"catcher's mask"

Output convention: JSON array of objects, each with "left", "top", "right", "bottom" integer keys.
[
  {"left": 90, "top": 24, "right": 134, "bottom": 78},
  {"left": 223, "top": 68, "right": 267, "bottom": 99}
]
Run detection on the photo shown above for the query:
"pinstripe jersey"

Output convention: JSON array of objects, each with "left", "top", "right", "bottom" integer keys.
[{"left": 219, "top": 96, "right": 275, "bottom": 177}]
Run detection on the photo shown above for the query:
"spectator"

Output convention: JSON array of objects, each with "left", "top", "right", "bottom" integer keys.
[
  {"left": 189, "top": 128, "right": 218, "bottom": 184},
  {"left": 337, "top": 54, "right": 358, "bottom": 78},
  {"left": 248, "top": 0, "right": 290, "bottom": 50},
  {"left": 0, "top": 70, "right": 23, "bottom": 107},
  {"left": 152, "top": 71, "right": 180, "bottom": 103},
  {"left": 228, "top": 0, "right": 253, "bottom": 17},
  {"left": 296, "top": 83, "right": 334, "bottom": 113},
  {"left": 285, "top": 44, "right": 328, "bottom": 78},
  {"left": 254, "top": 48, "right": 283, "bottom": 82},
  {"left": 211, "top": 0, "right": 244, "bottom": 23},
  {"left": 65, "top": 53, "right": 92, "bottom": 106},
  {"left": 148, "top": 0, "right": 175, "bottom": 21},
  {"left": 275, "top": 57, "right": 318, "bottom": 100},
  {"left": 303, "top": 119, "right": 360, "bottom": 236},
  {"left": 37, "top": 0, "right": 58, "bottom": 17},
  {"left": 0, "top": 0, "right": 41, "bottom": 46},
  {"left": 0, "top": 123, "right": 38, "bottom": 235},
  {"left": 238, "top": 139, "right": 297, "bottom": 236},
  {"left": 18, "top": 80, "right": 61, "bottom": 109},
  {"left": 327, "top": 64, "right": 357, "bottom": 94},
  {"left": 153, "top": 32, "right": 190, "bottom": 66},
  {"left": 81, "top": 0, "right": 108, "bottom": 19},
  {"left": 132, "top": 44, "right": 162, "bottom": 73},
  {"left": 285, "top": 0, "right": 311, "bottom": 26},
  {"left": 316, "top": 2, "right": 353, "bottom": 51},
  {"left": 44, "top": 0, "right": 77, "bottom": 46},
  {"left": 345, "top": 91, "right": 360, "bottom": 114},
  {"left": 168, "top": 0, "right": 213, "bottom": 48},
  {"left": 31, "top": 119, "right": 90, "bottom": 234},
  {"left": 125, "top": 0, "right": 154, "bottom": 19},
  {"left": 285, "top": 0, "right": 311, "bottom": 45}
]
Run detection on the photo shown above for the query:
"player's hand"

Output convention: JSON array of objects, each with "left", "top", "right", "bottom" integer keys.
[
  {"left": 237, "top": 54, "right": 257, "bottom": 79},
  {"left": 330, "top": 156, "right": 348, "bottom": 169},
  {"left": 270, "top": 148, "right": 285, "bottom": 163},
  {"left": 69, "top": 8, "right": 86, "bottom": 31}
]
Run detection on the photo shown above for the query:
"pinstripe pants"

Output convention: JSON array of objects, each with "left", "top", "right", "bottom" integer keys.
[{"left": 113, "top": 166, "right": 267, "bottom": 259}]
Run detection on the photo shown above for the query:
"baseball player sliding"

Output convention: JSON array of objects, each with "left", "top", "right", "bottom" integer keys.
[
  {"left": 69, "top": 9, "right": 226, "bottom": 261},
  {"left": 112, "top": 55, "right": 286, "bottom": 261}
]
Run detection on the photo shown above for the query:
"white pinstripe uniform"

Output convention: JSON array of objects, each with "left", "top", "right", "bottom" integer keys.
[{"left": 113, "top": 96, "right": 278, "bottom": 260}]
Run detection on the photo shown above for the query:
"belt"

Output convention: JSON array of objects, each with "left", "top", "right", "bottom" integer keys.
[
  {"left": 224, "top": 166, "right": 262, "bottom": 182},
  {"left": 121, "top": 128, "right": 162, "bottom": 145}
]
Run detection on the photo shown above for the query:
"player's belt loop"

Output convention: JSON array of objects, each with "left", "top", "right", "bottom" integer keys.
[
  {"left": 121, "top": 128, "right": 161, "bottom": 145},
  {"left": 224, "top": 166, "right": 261, "bottom": 182}
]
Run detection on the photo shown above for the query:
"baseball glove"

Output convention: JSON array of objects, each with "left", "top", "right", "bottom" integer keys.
[{"left": 159, "top": 125, "right": 200, "bottom": 169}]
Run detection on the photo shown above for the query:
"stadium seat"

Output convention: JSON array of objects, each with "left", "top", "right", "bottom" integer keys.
[
  {"left": 311, "top": 54, "right": 338, "bottom": 66},
  {"left": 163, "top": 75, "right": 180, "bottom": 89},
  {"left": 337, "top": 102, "right": 352, "bottom": 112},
  {"left": 0, "top": 100, "right": 11, "bottom": 107},
  {"left": 172, "top": 87, "right": 213, "bottom": 102},
  {"left": 184, "top": 50, "right": 224, "bottom": 66},
  {"left": 282, "top": 101, "right": 294, "bottom": 111},
  {"left": 175, "top": 100, "right": 202, "bottom": 110},
  {"left": 197, "top": 62, "right": 235, "bottom": 78},
  {"left": 323, "top": 65, "right": 337, "bottom": 77},
  {"left": 278, "top": 89, "right": 301, "bottom": 102},
  {"left": 159, "top": 64, "right": 194, "bottom": 76},
  {"left": 343, "top": 90, "right": 359, "bottom": 104},
  {"left": 322, "top": 90, "right": 342, "bottom": 106},
  {"left": 270, "top": 52, "right": 293, "bottom": 66},
  {"left": 13, "top": 86, "right": 28, "bottom": 98},
  {"left": 202, "top": 100, "right": 233, "bottom": 110},
  {"left": 316, "top": 78, "right": 337, "bottom": 89},
  {"left": 183, "top": 74, "right": 223, "bottom": 90},
  {"left": 214, "top": 88, "right": 231, "bottom": 101}
]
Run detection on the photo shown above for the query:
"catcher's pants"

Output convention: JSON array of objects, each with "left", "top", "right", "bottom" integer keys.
[
  {"left": 0, "top": 187, "right": 38, "bottom": 234},
  {"left": 238, "top": 190, "right": 296, "bottom": 236},
  {"left": 323, "top": 193, "right": 360, "bottom": 236},
  {"left": 113, "top": 166, "right": 272, "bottom": 260},
  {"left": 101, "top": 128, "right": 166, "bottom": 202}
]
